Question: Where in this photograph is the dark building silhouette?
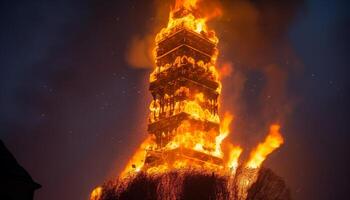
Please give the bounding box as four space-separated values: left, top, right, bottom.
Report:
0 140 41 200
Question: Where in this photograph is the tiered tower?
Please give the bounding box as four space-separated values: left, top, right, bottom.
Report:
144 7 223 169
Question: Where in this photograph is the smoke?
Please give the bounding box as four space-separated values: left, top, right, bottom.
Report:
125 0 170 69
215 0 305 145
125 35 155 68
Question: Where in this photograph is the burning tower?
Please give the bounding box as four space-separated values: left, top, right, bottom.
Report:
118 0 284 181
144 4 224 169
90 1 289 199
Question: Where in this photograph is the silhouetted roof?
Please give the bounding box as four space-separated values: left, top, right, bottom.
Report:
0 140 41 190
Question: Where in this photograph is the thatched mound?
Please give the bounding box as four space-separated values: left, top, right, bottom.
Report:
247 168 290 200
98 168 290 200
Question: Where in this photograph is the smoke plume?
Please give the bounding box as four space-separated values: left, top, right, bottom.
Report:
214 0 305 148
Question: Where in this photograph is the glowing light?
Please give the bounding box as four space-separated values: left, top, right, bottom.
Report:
90 187 102 200
227 146 242 172
120 136 155 178
246 125 284 169
214 113 233 157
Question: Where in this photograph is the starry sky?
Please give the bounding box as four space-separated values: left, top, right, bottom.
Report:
0 0 349 200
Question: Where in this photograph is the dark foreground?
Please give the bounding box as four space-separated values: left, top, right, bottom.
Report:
98 168 290 200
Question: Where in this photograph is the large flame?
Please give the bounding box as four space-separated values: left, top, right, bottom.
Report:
246 125 284 169
174 0 199 10
90 187 102 200
156 0 218 44
227 145 242 171
149 91 219 124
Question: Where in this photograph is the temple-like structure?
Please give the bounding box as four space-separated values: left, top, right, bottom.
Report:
144 8 223 169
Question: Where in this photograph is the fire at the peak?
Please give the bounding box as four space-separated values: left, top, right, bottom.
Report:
91 0 285 199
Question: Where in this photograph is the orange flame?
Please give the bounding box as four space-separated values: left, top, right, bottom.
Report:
246 125 284 169
227 145 242 171
90 187 102 200
120 136 155 178
174 0 199 10
155 0 218 44
214 113 233 157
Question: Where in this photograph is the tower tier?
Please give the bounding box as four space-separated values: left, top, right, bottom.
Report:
150 63 219 92
148 112 219 148
156 28 216 59
144 147 224 169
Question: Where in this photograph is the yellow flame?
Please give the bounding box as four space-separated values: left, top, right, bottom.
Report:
149 56 219 84
213 113 233 157
227 146 242 172
246 125 284 169
90 187 102 200
165 120 216 156
174 0 199 10
155 0 218 44
149 90 219 124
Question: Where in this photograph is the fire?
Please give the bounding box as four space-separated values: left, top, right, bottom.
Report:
149 87 219 124
227 145 242 171
156 0 218 44
214 112 233 157
174 0 198 10
89 1 287 199
90 187 102 200
246 125 284 169
120 136 155 178
122 0 284 175
94 1 286 198
164 120 217 155
182 93 219 123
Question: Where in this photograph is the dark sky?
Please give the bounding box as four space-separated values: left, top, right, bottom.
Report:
0 0 349 200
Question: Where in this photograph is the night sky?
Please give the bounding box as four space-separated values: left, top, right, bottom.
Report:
1 0 349 200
